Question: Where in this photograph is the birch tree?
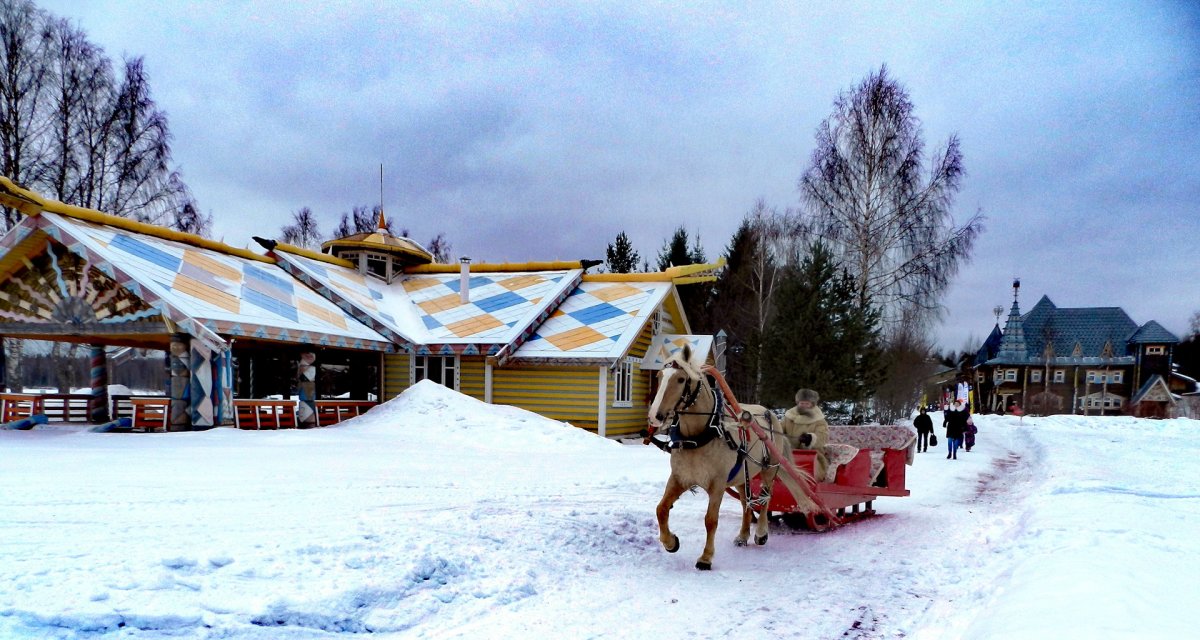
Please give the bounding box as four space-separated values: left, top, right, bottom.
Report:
800 65 983 334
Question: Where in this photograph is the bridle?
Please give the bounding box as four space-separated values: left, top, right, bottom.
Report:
659 364 727 451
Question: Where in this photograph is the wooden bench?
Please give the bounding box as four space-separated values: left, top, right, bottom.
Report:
130 397 170 432
314 400 377 426
234 399 297 430
0 393 44 423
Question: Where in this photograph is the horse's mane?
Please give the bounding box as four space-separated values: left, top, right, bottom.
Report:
665 350 702 381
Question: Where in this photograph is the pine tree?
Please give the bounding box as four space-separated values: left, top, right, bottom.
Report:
656 226 692 271
708 218 764 401
656 226 710 332
759 242 882 410
605 231 640 273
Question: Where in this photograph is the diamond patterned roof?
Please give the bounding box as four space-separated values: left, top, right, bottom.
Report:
513 281 672 360
41 212 392 348
276 251 584 349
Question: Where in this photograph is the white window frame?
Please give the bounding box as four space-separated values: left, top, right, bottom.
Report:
613 357 635 408
1030 370 1043 383
1111 370 1123 384
1004 369 1017 382
1146 345 1165 356
1053 369 1065 383
411 354 460 391
1086 370 1098 384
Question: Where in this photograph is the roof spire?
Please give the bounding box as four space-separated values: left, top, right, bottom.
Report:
377 164 388 233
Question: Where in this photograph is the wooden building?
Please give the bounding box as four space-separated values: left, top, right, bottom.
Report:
972 279 1182 417
0 177 716 435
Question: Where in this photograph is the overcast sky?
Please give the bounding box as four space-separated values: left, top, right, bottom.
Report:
35 0 1200 352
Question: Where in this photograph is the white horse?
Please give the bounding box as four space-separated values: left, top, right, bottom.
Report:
647 345 818 570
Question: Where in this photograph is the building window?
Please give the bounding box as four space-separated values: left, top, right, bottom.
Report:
1053 369 1065 383
1030 370 1042 383
1080 393 1125 410
1111 371 1123 384
1086 370 1098 384
613 357 635 407
1004 369 1017 382
993 369 1002 383
364 251 390 279
977 372 985 383
1146 345 1165 356
412 355 459 391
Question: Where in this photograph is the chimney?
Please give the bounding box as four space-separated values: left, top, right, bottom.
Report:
459 257 471 304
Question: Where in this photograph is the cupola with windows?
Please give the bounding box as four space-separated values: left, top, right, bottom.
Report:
320 209 433 281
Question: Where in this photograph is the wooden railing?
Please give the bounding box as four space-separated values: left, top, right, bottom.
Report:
233 399 297 430
38 394 93 422
315 400 377 426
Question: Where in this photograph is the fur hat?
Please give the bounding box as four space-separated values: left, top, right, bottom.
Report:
795 388 819 405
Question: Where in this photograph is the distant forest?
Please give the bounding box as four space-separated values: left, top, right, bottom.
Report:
13 348 164 393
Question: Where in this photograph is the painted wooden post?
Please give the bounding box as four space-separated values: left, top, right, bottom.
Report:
215 348 233 425
597 366 607 438
297 350 317 428
188 340 216 429
168 333 192 431
88 344 109 423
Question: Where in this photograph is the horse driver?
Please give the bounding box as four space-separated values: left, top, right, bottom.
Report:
782 388 830 481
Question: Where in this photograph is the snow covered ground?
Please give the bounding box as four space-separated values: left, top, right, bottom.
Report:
1 380 1197 639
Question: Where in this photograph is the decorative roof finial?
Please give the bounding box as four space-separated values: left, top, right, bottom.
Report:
377 163 388 234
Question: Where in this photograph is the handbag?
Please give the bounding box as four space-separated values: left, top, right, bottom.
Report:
929 434 938 446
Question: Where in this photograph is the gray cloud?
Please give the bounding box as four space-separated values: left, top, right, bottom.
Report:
34 0 1200 348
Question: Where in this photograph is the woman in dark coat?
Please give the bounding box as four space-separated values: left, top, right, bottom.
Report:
943 400 968 459
913 407 933 452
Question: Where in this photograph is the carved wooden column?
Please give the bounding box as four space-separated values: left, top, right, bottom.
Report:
88 344 109 423
297 350 317 428
168 333 192 431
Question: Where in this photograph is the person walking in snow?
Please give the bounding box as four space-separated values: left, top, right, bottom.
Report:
964 414 977 452
782 388 830 480
914 406 933 453
943 400 968 459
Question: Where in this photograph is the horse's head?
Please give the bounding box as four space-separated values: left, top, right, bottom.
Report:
647 345 703 428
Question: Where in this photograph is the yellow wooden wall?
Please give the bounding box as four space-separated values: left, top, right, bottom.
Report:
492 364 600 431
382 353 486 401
383 353 409 400
458 357 486 401
603 318 656 437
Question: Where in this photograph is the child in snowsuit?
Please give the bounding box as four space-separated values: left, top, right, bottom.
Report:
964 415 977 452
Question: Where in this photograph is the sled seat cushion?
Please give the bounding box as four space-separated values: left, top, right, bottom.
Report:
822 443 859 483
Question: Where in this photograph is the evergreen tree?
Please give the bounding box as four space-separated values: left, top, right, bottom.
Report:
759 242 882 410
605 231 640 273
708 218 764 401
656 226 710 332
656 226 692 271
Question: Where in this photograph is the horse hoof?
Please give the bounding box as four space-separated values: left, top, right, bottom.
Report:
695 561 712 571
665 535 680 553
735 538 748 547
755 533 768 546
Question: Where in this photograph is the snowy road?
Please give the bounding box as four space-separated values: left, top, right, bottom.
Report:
1 383 1196 639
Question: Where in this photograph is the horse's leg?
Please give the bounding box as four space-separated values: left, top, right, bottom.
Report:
696 483 724 570
656 476 686 553
734 482 752 547
753 468 775 545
